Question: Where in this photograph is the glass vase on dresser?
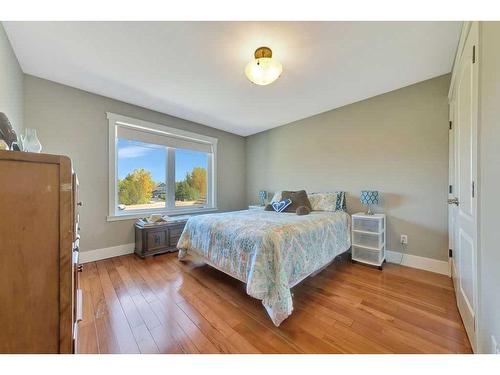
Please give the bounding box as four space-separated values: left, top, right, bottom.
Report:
21 128 42 153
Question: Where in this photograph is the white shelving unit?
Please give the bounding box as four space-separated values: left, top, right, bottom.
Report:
351 213 386 269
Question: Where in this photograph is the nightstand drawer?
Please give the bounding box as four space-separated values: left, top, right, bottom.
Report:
353 230 384 249
352 245 383 266
352 217 383 233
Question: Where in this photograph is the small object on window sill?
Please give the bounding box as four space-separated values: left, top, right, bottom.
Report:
136 214 180 227
0 139 8 150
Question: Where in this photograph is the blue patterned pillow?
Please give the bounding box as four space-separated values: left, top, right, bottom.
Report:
271 199 292 213
335 191 346 211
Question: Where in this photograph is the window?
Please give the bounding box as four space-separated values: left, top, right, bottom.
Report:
175 148 209 208
108 113 217 220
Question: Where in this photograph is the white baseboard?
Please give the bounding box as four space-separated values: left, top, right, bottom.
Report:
79 243 135 263
79 243 450 277
386 250 451 276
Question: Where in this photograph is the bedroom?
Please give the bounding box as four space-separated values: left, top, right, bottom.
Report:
1 0 499 371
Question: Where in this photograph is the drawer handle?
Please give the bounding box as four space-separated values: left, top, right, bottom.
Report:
154 234 161 245
76 289 83 322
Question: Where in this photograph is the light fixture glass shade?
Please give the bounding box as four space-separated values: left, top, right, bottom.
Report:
245 57 283 86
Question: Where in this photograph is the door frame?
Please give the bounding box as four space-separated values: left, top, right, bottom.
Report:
448 100 456 279
448 21 480 353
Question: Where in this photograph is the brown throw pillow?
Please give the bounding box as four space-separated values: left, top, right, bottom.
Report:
264 204 274 211
281 190 312 213
296 206 310 216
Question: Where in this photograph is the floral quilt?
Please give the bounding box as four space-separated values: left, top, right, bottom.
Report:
177 209 351 326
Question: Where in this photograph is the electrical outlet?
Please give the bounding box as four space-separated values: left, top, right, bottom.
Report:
400 234 408 244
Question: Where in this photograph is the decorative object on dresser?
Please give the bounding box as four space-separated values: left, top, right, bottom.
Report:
0 150 81 353
351 213 386 269
20 128 42 153
0 112 18 149
360 190 379 215
134 218 188 258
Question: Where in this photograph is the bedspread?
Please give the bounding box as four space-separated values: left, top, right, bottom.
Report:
177 209 351 326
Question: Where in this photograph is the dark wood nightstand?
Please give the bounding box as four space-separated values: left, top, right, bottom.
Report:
134 219 188 258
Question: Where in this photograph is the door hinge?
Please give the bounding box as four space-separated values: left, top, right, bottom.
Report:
449 249 453 258
472 181 475 198
449 185 453 194
449 121 453 130
473 45 476 63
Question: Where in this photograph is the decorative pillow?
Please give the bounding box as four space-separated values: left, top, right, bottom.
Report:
270 191 282 203
271 199 292 213
307 191 347 211
281 190 312 213
264 203 274 211
336 191 347 211
307 192 338 211
296 206 310 216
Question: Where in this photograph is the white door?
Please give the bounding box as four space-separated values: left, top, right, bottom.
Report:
450 22 478 352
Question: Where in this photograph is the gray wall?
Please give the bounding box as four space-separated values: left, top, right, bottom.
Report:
24 75 247 252
0 24 23 134
246 74 450 261
478 22 500 354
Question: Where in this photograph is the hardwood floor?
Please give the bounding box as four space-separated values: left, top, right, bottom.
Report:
78 252 472 354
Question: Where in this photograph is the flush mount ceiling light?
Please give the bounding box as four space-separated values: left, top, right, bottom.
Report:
245 46 283 86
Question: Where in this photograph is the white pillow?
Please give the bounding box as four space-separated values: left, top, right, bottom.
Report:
270 191 282 203
307 192 338 211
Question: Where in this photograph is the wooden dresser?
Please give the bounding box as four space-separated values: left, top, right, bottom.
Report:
0 150 81 353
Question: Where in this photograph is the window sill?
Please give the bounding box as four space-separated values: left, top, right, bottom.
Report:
106 207 218 222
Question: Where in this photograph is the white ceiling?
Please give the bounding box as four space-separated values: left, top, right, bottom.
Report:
3 21 461 136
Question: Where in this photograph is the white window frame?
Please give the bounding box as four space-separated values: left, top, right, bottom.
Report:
107 112 218 221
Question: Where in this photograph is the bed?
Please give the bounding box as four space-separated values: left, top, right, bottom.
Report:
177 209 351 326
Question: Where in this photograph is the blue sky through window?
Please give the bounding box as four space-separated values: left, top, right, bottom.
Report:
175 148 208 182
117 139 207 183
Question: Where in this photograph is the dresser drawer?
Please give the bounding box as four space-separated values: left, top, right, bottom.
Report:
146 230 167 251
168 233 181 248
169 226 184 238
168 225 184 247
